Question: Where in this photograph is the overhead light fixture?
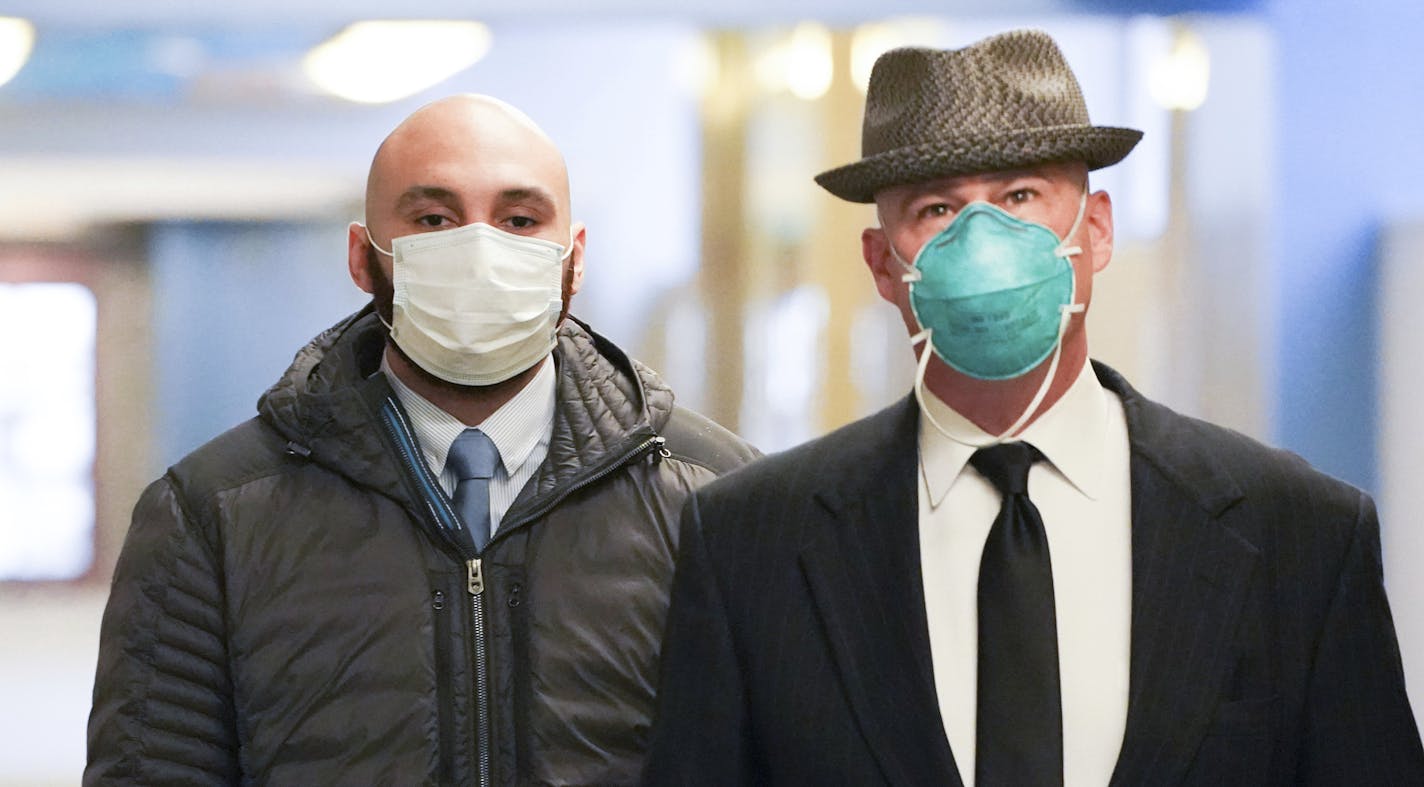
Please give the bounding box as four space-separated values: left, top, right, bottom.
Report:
0 17 36 89
673 34 718 99
784 22 833 101
754 22 833 101
1149 28 1210 111
304 20 492 104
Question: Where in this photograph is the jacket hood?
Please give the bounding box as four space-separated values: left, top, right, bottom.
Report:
256 306 675 502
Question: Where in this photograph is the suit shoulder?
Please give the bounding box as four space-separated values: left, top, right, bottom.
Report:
1101 362 1365 507
697 399 912 505
1128 395 1370 533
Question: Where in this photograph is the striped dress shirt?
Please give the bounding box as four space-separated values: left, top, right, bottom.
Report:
381 354 556 534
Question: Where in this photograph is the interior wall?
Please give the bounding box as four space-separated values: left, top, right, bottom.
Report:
148 220 367 470
0 234 152 785
1266 0 1424 494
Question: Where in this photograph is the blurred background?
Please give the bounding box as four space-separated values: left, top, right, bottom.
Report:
2 0 1424 782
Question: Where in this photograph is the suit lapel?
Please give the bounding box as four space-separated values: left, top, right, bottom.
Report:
798 398 963 787
1096 365 1262 785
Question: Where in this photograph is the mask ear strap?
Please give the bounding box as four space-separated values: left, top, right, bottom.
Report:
910 328 957 442
558 226 577 262
365 225 395 258
1055 189 1089 259
877 208 922 283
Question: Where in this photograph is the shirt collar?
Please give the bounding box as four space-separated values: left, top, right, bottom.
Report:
381 354 557 478
918 360 1109 508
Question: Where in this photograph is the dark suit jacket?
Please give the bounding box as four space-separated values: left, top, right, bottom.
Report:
644 363 1424 785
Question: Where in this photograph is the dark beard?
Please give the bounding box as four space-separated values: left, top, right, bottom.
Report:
365 245 395 326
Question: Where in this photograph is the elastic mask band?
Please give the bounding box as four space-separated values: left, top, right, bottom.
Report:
877 212 922 285
912 300 1082 447
366 225 394 257
1054 189 1089 259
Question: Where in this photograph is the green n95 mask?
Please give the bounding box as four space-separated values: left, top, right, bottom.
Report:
886 192 1088 442
897 199 1083 380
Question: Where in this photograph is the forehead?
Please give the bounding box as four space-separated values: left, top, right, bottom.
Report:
882 162 1083 202
369 112 568 213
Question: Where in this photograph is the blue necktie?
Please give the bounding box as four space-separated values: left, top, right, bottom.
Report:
972 441 1063 786
447 429 500 551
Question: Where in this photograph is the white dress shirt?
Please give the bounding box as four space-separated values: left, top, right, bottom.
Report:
917 360 1132 786
382 355 556 533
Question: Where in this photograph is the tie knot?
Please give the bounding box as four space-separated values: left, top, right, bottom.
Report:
447 429 500 481
970 442 1042 496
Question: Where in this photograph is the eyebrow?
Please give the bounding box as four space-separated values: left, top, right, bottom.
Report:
496 187 558 213
394 185 559 214
395 186 460 212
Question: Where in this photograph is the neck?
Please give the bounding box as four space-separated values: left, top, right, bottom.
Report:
922 337 1088 437
385 344 546 427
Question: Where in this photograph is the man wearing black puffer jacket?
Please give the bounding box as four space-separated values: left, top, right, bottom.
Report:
85 94 758 786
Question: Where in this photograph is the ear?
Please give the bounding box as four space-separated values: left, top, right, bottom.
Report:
348 221 375 293
1084 190 1114 274
862 225 903 305
566 221 587 296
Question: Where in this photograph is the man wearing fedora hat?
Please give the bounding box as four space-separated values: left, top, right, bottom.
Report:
644 29 1423 786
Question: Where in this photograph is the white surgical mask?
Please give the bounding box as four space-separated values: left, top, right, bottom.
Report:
368 222 574 386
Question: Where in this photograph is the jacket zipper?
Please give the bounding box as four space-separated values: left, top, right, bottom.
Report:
468 559 490 787
496 434 667 533
461 434 663 787
380 400 490 787
382 399 665 787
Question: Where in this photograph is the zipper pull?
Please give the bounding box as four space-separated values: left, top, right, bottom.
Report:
467 558 484 595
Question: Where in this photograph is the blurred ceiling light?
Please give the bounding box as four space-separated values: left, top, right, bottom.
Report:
0 17 36 89
753 38 788 94
784 22 833 101
755 22 832 101
851 17 949 93
1148 28 1210 111
674 34 718 99
304 20 491 104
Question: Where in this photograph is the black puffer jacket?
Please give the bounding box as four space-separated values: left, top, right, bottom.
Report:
85 308 758 786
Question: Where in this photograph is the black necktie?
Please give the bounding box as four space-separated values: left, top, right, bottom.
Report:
971 442 1063 786
448 429 500 551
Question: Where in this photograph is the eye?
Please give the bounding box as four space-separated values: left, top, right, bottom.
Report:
917 203 951 220
1005 188 1036 205
506 215 537 230
417 214 454 228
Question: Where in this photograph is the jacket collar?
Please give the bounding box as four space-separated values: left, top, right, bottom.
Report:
256 308 674 534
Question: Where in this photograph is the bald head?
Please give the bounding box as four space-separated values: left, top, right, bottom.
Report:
365 94 569 220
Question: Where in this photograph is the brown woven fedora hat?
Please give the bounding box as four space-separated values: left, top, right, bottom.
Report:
815 29 1143 203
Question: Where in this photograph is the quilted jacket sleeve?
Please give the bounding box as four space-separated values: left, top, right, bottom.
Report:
85 476 240 785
